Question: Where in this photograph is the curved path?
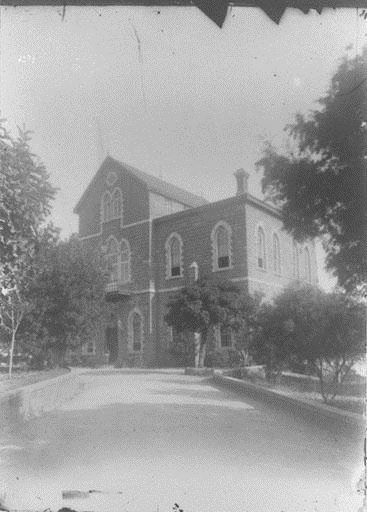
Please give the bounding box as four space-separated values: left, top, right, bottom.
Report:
1 370 363 512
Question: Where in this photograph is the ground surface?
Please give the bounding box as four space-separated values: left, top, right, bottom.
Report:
0 368 69 394
0 370 364 512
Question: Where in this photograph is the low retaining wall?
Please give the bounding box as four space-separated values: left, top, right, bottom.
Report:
234 366 365 397
185 367 215 376
212 374 364 435
0 370 83 424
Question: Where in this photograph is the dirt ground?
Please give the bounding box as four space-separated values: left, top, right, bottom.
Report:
1 370 364 512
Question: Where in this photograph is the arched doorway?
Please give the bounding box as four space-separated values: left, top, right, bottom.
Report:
105 320 118 364
128 308 144 354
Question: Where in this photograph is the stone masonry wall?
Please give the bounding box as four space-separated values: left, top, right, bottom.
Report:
76 164 320 367
152 196 249 365
77 157 150 238
245 200 318 301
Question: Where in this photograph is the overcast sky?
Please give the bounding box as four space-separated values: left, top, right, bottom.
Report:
1 6 365 290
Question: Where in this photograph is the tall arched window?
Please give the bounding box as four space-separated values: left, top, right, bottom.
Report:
292 241 300 279
304 247 312 282
112 188 122 219
211 222 232 271
128 309 143 352
105 237 119 282
102 192 112 222
166 233 183 278
120 239 131 283
257 226 266 269
273 233 281 274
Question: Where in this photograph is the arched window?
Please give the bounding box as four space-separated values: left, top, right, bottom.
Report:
212 222 232 271
166 233 183 278
292 241 299 279
120 239 131 284
257 226 266 269
304 247 312 282
105 237 119 282
219 326 233 348
273 233 281 274
112 188 122 219
128 309 143 352
102 192 112 222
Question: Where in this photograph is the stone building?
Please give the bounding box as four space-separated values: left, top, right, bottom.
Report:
74 156 318 367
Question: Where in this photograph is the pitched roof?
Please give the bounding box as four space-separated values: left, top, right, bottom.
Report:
74 156 208 213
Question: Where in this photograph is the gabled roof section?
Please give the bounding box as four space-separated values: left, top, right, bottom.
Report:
246 193 282 218
120 159 208 208
74 156 208 213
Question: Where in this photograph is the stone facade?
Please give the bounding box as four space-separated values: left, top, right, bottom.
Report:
73 156 318 367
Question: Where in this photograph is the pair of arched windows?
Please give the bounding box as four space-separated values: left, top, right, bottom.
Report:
102 189 122 223
104 236 131 284
165 222 233 279
259 228 311 281
257 227 281 275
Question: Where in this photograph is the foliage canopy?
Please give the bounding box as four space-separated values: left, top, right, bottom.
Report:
251 283 365 402
0 123 56 374
22 235 107 365
165 276 260 367
256 47 367 293
0 123 56 288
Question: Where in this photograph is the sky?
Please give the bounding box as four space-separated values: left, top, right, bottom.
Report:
1 6 366 290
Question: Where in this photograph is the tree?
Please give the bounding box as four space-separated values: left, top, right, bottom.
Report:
252 283 365 402
0 123 56 375
288 288 365 403
164 276 259 368
250 302 294 383
0 123 56 284
256 47 367 294
0 288 27 378
23 235 107 366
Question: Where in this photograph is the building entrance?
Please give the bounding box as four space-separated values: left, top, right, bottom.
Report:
105 325 118 364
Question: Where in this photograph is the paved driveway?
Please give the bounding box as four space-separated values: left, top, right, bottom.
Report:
0 370 363 512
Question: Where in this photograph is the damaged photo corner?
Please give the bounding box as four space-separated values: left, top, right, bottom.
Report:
0 2 366 511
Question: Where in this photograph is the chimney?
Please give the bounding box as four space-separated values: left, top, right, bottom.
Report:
234 168 249 195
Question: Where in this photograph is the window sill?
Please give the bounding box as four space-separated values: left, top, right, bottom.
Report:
165 275 183 280
256 266 267 273
212 266 233 273
101 217 123 224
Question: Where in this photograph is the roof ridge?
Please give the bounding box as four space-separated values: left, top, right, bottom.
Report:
110 156 208 206
74 155 207 213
